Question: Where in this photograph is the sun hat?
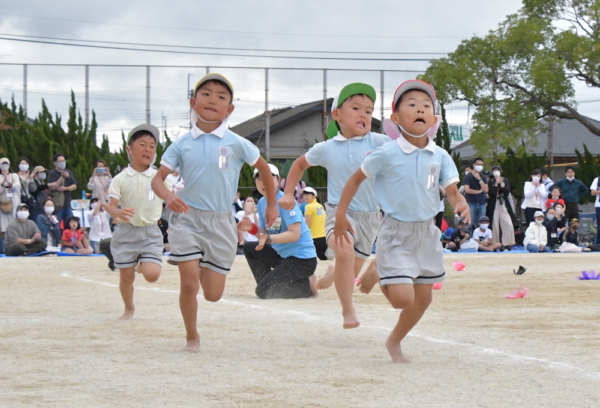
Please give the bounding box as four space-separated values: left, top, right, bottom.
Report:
253 163 280 178
534 210 544 218
127 124 160 144
303 187 317 195
326 83 376 138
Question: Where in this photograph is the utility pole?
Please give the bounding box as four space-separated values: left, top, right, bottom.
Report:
265 68 270 161
548 116 554 167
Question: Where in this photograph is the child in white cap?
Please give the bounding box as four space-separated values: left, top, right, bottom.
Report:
334 79 469 363
279 82 388 329
151 73 278 352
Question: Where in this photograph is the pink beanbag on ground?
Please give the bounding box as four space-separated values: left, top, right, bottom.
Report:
452 261 466 271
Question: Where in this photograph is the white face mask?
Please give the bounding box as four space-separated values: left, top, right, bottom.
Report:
44 206 54 215
39 173 47 180
547 214 555 221
0 164 9 172
492 171 501 177
17 210 29 220
556 208 563 215
479 223 489 230
465 171 470 175
19 164 29 172
532 176 540 182
474 165 484 173
90 203 97 210
56 162 66 170
535 219 544 225
567 176 574 181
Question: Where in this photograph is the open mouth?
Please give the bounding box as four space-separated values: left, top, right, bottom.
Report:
356 121 366 128
414 118 426 124
142 155 151 160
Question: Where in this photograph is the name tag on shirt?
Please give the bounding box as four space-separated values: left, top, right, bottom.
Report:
218 146 231 169
427 166 440 190
551 233 557 238
147 185 156 202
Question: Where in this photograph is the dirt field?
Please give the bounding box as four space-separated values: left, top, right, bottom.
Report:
1 253 600 407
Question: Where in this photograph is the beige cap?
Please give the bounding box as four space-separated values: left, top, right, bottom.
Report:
0 157 10 165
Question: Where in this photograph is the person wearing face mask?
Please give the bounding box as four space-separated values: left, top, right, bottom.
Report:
30 166 49 222
553 166 588 224
17 157 37 209
458 165 472 197
473 215 502 252
36 198 62 247
4 203 47 256
462 158 488 235
87 159 112 204
87 197 113 253
524 211 551 253
590 174 600 246
0 157 21 250
539 168 554 193
543 206 566 249
521 169 547 226
486 165 517 250
47 153 78 225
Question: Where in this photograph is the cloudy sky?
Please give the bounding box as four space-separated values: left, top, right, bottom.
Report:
0 0 598 149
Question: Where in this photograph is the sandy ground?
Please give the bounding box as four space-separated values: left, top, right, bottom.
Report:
1 253 600 407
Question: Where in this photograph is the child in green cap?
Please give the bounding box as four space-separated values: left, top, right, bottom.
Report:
279 83 389 329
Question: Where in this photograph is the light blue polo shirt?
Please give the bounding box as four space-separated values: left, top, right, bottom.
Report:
361 136 459 222
161 121 260 211
257 191 316 259
305 132 390 212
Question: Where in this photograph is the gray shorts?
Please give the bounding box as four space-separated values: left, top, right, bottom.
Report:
111 223 164 269
168 208 237 275
325 203 380 260
376 216 446 285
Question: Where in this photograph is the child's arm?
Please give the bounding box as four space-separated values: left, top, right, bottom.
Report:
237 218 301 250
151 166 189 213
279 155 310 210
445 183 471 225
102 198 135 224
333 168 367 246
253 157 278 228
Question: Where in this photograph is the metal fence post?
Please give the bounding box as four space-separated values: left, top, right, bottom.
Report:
265 68 270 161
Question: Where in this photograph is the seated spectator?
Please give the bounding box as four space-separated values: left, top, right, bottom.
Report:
545 186 565 209
524 210 551 253
544 206 567 248
557 218 592 252
239 164 317 299
61 216 94 254
554 202 566 226
4 203 47 256
441 227 454 247
473 215 502 252
36 198 61 247
87 197 112 253
302 186 327 261
447 219 478 252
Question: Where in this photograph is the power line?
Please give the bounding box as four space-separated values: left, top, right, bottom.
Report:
0 13 466 40
0 33 449 56
0 36 433 62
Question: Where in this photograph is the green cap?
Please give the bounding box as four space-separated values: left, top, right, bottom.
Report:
326 83 376 138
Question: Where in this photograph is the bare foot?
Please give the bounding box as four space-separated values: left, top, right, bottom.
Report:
386 336 411 363
342 310 360 329
309 274 319 297
182 337 200 353
118 306 135 320
316 264 335 290
356 266 379 294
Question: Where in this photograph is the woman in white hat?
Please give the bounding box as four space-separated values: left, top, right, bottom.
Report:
0 157 21 245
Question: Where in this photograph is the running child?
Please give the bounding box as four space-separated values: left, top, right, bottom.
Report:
334 80 469 363
103 124 170 319
279 83 389 329
151 73 278 352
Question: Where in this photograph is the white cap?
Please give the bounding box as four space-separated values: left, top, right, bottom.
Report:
190 73 234 125
534 210 544 218
303 187 317 195
392 79 438 112
127 124 160 144
253 163 280 178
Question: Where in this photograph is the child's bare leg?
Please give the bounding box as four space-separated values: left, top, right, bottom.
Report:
316 262 335 289
63 248 75 254
309 274 318 297
328 235 359 329
356 258 379 294
138 262 161 283
118 267 136 319
179 260 202 352
199 267 226 302
383 283 433 363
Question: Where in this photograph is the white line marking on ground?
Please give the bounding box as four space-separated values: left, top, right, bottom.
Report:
61 272 600 380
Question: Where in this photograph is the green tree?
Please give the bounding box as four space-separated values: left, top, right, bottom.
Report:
422 0 600 157
496 148 548 201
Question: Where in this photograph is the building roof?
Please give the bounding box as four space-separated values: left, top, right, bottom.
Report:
231 98 381 140
453 116 600 159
